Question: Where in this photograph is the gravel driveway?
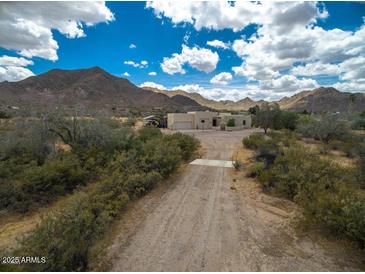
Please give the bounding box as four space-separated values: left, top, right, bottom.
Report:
109 129 363 271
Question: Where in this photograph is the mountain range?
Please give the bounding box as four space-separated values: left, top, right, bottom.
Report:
145 86 365 113
0 67 364 115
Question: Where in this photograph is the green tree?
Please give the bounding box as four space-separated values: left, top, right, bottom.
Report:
248 105 260 115
253 103 281 134
276 111 299 130
226 118 235 127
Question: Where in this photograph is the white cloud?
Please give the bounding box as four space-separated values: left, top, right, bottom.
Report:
122 72 130 77
260 75 319 93
148 71 157 76
124 60 148 68
291 62 340 76
0 2 114 61
0 66 34 82
0 55 34 82
0 56 34 67
333 81 365 93
146 2 325 32
207 40 229 50
161 53 186 75
139 81 166 90
161 45 219 74
210 72 232 85
339 56 365 81
172 84 269 101
129 43 136 49
150 1 365 93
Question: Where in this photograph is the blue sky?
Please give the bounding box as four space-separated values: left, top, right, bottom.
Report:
0 1 364 101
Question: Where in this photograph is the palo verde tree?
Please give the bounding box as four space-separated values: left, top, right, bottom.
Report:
253 102 281 134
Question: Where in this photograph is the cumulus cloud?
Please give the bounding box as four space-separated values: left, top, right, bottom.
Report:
260 75 319 93
0 56 34 67
0 2 114 61
206 40 229 50
124 60 148 68
339 56 365 81
172 84 240 101
146 1 326 32
333 81 365 93
0 55 34 82
291 62 340 76
147 1 365 94
122 72 130 77
161 45 219 74
139 81 166 90
129 43 137 49
210 72 232 85
148 71 157 76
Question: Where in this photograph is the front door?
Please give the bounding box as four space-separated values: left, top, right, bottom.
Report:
212 118 217 127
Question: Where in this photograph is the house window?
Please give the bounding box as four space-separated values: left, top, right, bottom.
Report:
243 120 246 126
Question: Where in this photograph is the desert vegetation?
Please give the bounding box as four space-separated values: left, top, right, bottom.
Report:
243 108 365 249
0 112 200 271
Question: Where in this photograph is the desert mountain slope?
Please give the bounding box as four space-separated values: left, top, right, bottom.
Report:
146 86 365 113
1 68 364 114
144 87 266 111
280 87 365 113
0 67 206 114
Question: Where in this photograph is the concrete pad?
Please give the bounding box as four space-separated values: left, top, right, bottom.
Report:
190 159 234 168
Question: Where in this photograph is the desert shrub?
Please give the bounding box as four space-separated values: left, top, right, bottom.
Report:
0 154 87 212
233 159 242 170
339 134 365 158
4 126 200 271
243 133 281 166
352 118 365 130
140 139 182 177
358 149 365 189
246 161 265 178
297 114 350 144
267 130 298 147
0 119 54 165
227 118 235 127
138 126 162 142
163 132 200 161
262 146 351 200
242 133 266 150
257 144 365 246
17 189 130 271
0 110 11 119
75 120 135 154
303 183 365 244
0 158 38 180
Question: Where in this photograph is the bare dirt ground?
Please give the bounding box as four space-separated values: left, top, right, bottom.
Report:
106 129 364 271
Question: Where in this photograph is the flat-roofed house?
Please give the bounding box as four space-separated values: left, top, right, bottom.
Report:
167 111 251 130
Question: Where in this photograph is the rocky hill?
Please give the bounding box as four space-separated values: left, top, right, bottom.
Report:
279 87 365 113
147 86 365 113
0 67 206 115
146 87 266 111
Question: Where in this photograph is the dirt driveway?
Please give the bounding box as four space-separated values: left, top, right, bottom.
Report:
109 130 363 271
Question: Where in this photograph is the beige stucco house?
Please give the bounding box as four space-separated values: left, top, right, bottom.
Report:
167 111 251 130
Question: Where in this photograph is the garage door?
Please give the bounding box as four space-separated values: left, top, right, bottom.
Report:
174 121 193 130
